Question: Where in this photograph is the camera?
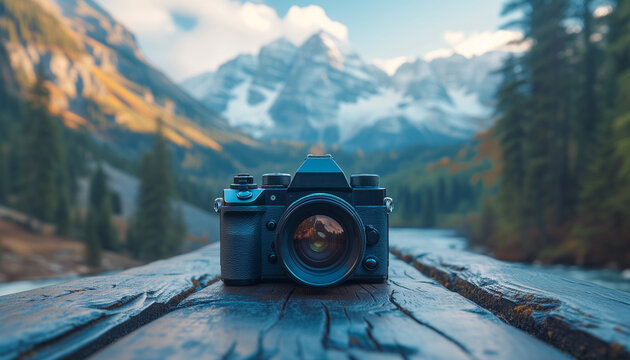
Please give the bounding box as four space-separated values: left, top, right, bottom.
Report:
214 154 393 287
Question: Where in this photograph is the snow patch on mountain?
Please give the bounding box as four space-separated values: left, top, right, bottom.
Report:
223 80 278 138
337 88 406 141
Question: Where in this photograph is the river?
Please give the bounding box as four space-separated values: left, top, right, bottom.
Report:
0 228 628 296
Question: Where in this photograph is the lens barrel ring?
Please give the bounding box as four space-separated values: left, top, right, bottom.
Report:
275 193 366 287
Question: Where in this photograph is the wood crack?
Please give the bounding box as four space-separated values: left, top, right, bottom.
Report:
359 284 378 303
254 286 296 359
220 340 237 360
388 289 473 358
363 317 382 352
19 275 220 360
321 303 331 350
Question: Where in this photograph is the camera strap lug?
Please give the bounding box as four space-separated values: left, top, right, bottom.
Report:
384 197 394 214
214 198 223 213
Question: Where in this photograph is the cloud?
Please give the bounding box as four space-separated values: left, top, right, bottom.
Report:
282 6 348 44
373 30 527 75
96 0 348 81
443 31 465 45
423 49 455 61
370 56 414 75
423 30 527 61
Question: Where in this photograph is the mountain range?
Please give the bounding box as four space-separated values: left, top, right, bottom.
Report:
182 32 505 150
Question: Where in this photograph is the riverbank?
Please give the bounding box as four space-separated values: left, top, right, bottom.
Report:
397 228 630 293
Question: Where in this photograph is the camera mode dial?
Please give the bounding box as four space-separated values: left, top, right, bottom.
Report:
262 173 291 188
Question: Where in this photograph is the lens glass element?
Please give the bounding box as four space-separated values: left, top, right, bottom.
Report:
293 215 345 268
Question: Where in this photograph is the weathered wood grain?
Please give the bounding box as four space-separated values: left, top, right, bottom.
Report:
0 244 221 360
391 237 630 360
91 256 568 360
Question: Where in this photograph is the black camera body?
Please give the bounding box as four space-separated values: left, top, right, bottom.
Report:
214 154 392 287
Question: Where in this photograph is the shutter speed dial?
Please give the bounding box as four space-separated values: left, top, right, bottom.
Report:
231 173 257 200
350 174 380 188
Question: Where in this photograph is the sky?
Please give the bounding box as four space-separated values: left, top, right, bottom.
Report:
95 0 522 81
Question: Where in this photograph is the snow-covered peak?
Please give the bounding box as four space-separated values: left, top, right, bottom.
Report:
255 38 297 90
260 38 297 58
297 31 357 71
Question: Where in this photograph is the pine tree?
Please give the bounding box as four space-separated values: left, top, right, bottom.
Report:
89 164 107 209
421 189 436 228
607 0 630 265
437 176 446 211
573 120 620 264
575 0 602 179
491 0 630 265
499 0 575 249
0 72 12 205
494 55 528 244
125 221 140 258
88 164 119 251
569 0 630 266
448 177 460 212
129 119 185 260
54 140 71 235
0 146 8 205
110 191 122 215
16 70 62 223
97 196 119 251
610 0 630 188
54 187 71 236
84 209 101 267
531 0 574 232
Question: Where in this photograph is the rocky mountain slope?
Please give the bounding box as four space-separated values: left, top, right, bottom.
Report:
182 32 505 150
0 0 252 153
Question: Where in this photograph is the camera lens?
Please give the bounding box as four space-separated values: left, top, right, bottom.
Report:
275 193 365 287
294 215 345 268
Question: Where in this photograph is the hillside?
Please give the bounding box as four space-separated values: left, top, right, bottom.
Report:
0 0 254 157
0 217 141 281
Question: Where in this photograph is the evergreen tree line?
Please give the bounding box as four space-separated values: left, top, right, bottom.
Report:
390 171 484 228
484 0 630 267
125 120 186 261
0 72 80 236
0 62 186 266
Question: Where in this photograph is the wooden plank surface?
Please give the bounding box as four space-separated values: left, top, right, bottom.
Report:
0 245 221 360
4 232 624 360
91 256 568 360
391 236 630 360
